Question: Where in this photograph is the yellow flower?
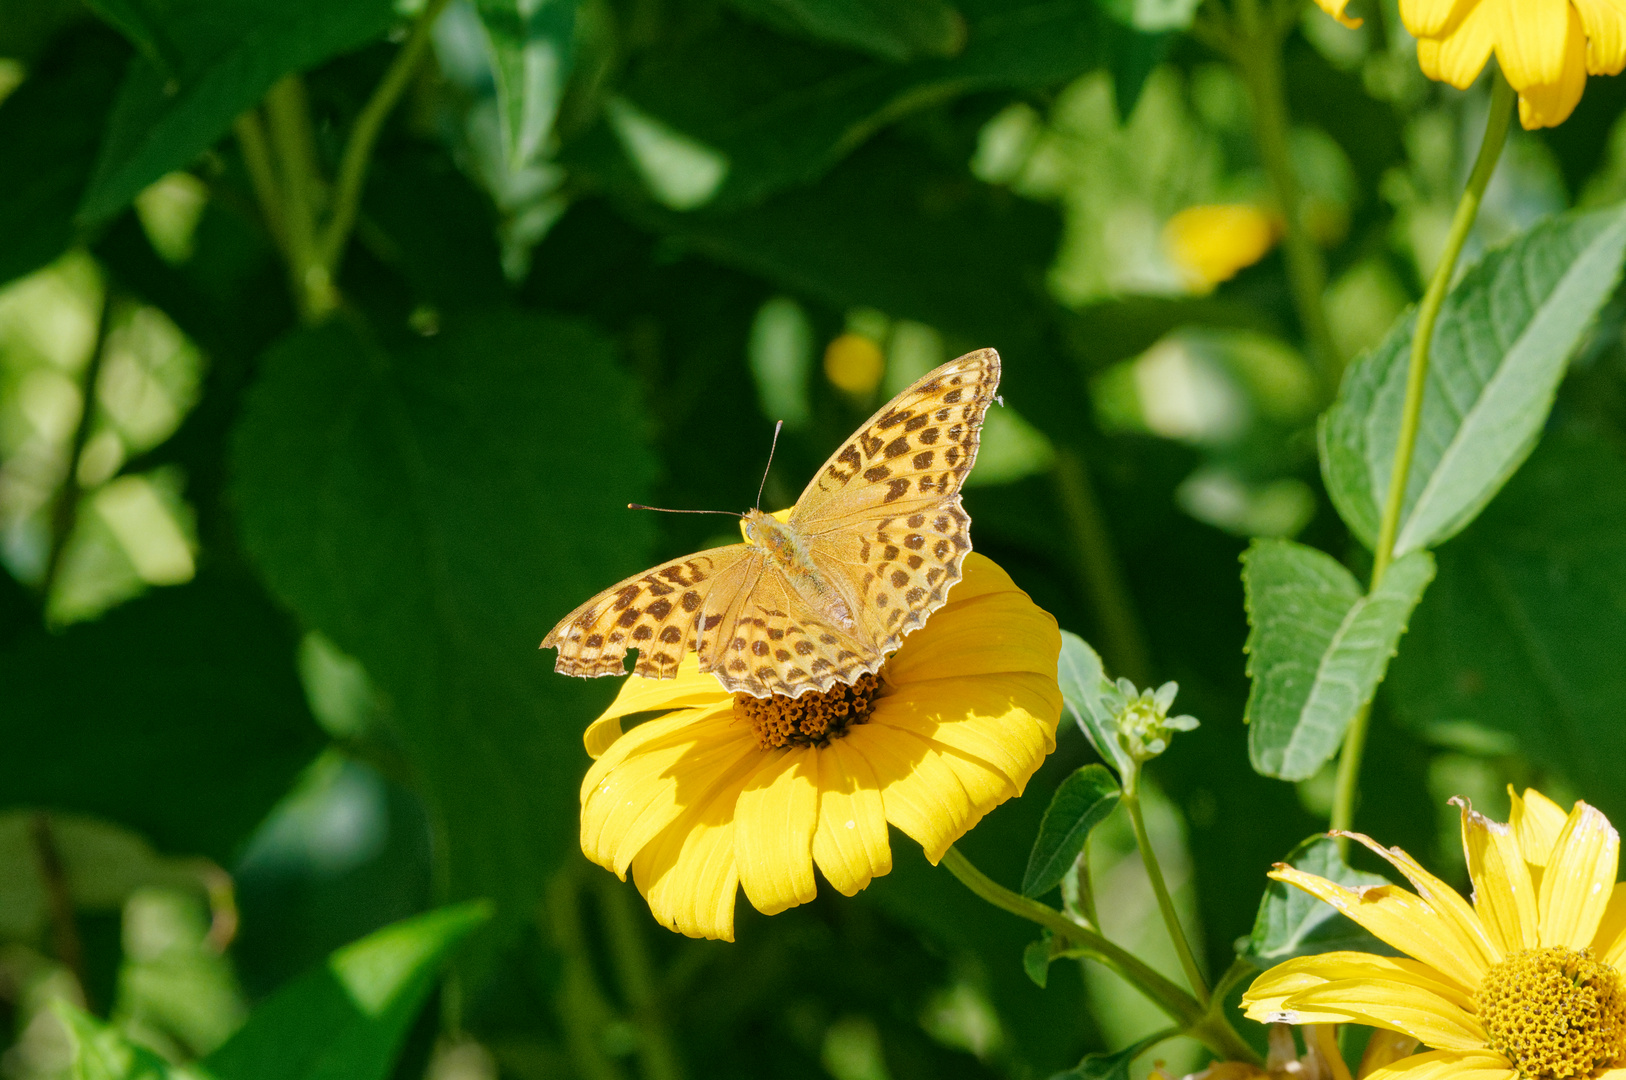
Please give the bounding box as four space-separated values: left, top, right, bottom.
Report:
578 553 1062 940
1243 788 1626 1080
824 332 886 395
1163 205 1281 293
1312 0 1626 128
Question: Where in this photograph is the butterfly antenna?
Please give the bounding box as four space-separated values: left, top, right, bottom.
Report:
627 504 743 517
755 420 783 510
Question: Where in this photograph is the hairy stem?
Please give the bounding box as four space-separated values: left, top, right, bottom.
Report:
1328 72 1515 836
1122 790 1209 1007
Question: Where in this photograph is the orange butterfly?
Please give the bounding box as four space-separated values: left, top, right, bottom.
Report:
542 348 1002 698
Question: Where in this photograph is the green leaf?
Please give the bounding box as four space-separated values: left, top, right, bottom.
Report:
1021 764 1120 898
727 0 967 62
205 902 490 1080
1239 834 1391 964
1321 204 1626 556
1022 933 1053 988
474 0 577 171
57 1003 199 1080
1048 1033 1166 1080
1388 427 1626 819
0 28 129 287
1243 540 1435 781
82 0 185 75
1057 631 1131 775
0 574 324 862
78 0 399 224
229 309 656 985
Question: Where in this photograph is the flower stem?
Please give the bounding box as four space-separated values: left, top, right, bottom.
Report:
1327 71 1515 836
1121 789 1210 1007
263 74 336 322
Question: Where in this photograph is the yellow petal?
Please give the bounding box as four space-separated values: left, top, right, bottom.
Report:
1341 831 1498 975
811 739 893 896
1243 951 1478 1021
844 722 976 863
883 588 1061 685
1278 979 1487 1051
943 553 1024 604
1496 0 1575 85
1364 1050 1514 1080
629 766 750 941
733 748 820 915
1457 798 1537 955
580 707 755 874
1592 881 1626 966
1537 799 1620 948
870 671 1059 792
1267 867 1484 991
584 652 730 757
1417 0 1498 86
1312 0 1365 27
1515 5 1590 128
1574 0 1626 72
1511 786 1570 867
1360 1030 1422 1077
1163 205 1281 290
1400 0 1479 39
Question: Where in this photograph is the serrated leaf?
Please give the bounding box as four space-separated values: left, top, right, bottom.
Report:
229 309 655 987
474 0 576 171
1240 835 1391 963
205 902 489 1080
1321 204 1626 556
1243 540 1435 781
78 0 399 224
728 0 966 62
1022 764 1120 898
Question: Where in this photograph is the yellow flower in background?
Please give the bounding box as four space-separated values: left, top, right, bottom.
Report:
1312 0 1626 129
824 332 885 395
578 553 1062 940
1244 788 1626 1080
1163 205 1281 293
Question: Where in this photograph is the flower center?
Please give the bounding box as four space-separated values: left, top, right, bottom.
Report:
1476 947 1626 1080
734 673 881 750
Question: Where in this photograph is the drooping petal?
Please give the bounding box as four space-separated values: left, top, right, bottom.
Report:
1340 831 1499 976
1400 0 1479 39
584 653 732 757
845 723 977 862
1243 952 1478 1021
1574 0 1626 73
1537 798 1620 948
1311 0 1365 27
733 748 820 915
1360 1030 1423 1076
1277 979 1486 1051
883 588 1061 685
1416 0 1498 86
1515 6 1590 129
811 739 893 896
1496 0 1575 86
1267 867 1485 991
580 706 755 875
629 758 756 941
1364 1050 1515 1080
1592 882 1626 965
869 671 1059 792
1458 799 1538 955
1511 786 1570 868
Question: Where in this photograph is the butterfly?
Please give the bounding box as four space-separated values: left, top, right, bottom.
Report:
542 348 1002 699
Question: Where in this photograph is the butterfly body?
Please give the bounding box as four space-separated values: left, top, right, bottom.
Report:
543 348 1002 698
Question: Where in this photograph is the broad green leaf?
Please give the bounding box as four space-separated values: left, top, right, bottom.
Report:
78 0 399 224
1243 540 1435 781
1239 835 1391 963
1321 204 1626 556
0 28 128 287
728 0 966 61
1389 428 1626 820
229 309 655 986
0 574 324 862
1022 933 1054 988
57 1003 202 1080
1057 631 1132 775
474 0 577 171
1022 764 1120 898
82 0 184 74
205 902 490 1080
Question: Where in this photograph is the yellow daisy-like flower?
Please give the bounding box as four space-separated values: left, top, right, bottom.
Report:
578 552 1062 940
1163 204 1282 292
1243 788 1626 1080
1313 0 1626 128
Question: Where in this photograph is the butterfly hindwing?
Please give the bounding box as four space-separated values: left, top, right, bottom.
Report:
705 566 879 697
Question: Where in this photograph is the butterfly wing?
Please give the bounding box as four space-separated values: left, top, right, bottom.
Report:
789 348 1000 657
542 545 761 680
701 561 879 697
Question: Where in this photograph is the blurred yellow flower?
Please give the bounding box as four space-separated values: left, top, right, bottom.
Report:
1312 0 1626 128
1164 205 1281 293
824 332 885 395
1243 788 1626 1080
578 553 1062 940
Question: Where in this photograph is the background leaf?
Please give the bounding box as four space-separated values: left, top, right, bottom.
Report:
1239 834 1391 964
473 0 577 171
1243 540 1435 781
1022 763 1121 898
727 0 967 61
1321 205 1626 555
58 1004 194 1080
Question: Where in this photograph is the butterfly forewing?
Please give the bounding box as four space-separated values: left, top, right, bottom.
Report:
703 565 879 697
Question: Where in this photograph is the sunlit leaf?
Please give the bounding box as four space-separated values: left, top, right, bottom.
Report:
1239 834 1391 963
1022 764 1119 899
57 1004 200 1080
473 0 576 171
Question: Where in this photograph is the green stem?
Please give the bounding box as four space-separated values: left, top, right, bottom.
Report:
544 868 630 1080
595 876 687 1080
1327 72 1515 836
319 0 451 269
1121 790 1209 1007
263 75 336 322
233 108 287 257
1053 448 1152 686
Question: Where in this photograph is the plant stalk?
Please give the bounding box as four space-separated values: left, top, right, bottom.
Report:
1328 71 1515 836
596 875 687 1080
1122 790 1210 1007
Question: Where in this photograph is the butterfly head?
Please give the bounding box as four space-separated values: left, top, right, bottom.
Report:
741 507 787 550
